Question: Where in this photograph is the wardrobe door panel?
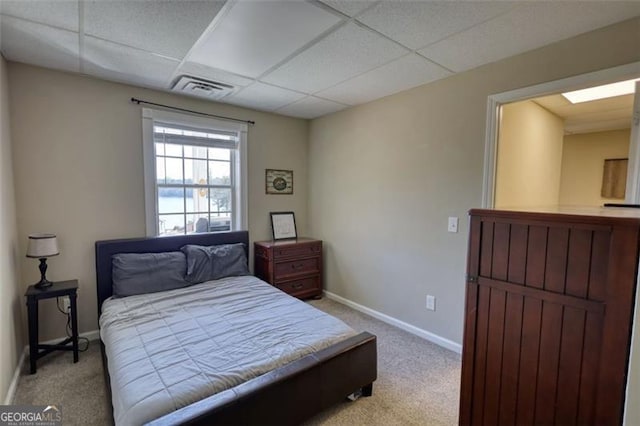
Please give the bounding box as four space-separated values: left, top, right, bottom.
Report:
460 209 638 426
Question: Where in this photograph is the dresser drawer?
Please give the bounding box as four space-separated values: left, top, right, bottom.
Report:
254 238 323 300
274 257 320 279
273 242 321 259
275 276 320 296
254 244 271 259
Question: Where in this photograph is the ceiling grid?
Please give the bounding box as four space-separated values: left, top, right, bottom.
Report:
1 0 638 119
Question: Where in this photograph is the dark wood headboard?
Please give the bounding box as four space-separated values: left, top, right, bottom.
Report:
95 231 249 315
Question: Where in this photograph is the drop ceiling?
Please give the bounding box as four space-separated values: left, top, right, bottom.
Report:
534 93 634 135
1 0 639 119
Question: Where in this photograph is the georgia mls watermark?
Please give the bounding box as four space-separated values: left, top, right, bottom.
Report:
0 405 62 426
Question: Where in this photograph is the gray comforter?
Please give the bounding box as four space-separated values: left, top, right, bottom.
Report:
100 275 356 426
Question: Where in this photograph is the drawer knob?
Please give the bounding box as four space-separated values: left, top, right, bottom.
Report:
292 283 304 289
291 263 304 269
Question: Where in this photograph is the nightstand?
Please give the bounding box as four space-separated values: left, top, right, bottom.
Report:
254 238 322 299
25 279 79 374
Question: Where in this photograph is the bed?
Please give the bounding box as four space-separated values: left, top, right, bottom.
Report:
95 231 377 425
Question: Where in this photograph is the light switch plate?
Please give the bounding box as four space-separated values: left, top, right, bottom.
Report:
426 295 436 311
448 216 458 233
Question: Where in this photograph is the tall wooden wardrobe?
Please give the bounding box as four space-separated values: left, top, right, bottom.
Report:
460 208 639 425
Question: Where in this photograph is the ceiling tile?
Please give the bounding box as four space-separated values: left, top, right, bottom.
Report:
319 0 375 17
358 1 515 50
318 53 451 105
83 37 180 89
0 0 78 31
419 2 640 73
532 94 572 116
226 82 305 112
263 22 408 93
565 107 633 125
188 1 341 78
0 16 79 72
534 93 634 121
276 96 347 119
84 1 225 60
565 118 632 135
176 62 254 88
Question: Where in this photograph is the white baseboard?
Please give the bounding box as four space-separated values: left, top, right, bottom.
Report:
323 291 462 354
26 329 100 352
81 329 101 342
3 328 101 405
3 348 27 405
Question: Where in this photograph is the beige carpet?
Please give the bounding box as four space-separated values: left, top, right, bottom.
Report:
13 298 461 425
13 338 109 424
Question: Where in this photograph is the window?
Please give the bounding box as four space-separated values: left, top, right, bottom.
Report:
142 109 247 236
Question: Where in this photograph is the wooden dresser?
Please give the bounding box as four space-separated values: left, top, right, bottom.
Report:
461 208 640 426
254 238 322 299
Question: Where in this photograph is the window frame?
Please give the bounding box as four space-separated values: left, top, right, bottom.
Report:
142 108 248 236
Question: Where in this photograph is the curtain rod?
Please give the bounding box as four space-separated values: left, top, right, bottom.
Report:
130 97 255 126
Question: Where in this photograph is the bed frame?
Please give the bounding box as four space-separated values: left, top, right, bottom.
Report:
95 231 377 425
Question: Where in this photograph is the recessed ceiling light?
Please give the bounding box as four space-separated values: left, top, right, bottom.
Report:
562 78 640 104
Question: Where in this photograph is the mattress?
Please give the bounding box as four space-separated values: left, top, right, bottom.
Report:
99 275 356 426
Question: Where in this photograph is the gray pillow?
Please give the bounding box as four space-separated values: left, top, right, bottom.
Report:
112 251 189 297
181 243 249 284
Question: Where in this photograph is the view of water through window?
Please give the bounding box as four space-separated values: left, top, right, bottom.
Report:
154 128 234 235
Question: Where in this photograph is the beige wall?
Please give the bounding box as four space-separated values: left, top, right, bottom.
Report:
0 55 23 402
309 18 640 349
495 100 565 208
559 129 631 206
4 15 640 424
8 63 309 341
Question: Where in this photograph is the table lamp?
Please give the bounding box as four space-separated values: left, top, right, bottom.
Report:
26 233 59 289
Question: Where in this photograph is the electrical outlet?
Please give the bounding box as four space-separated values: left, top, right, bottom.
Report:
426 295 436 311
62 297 70 313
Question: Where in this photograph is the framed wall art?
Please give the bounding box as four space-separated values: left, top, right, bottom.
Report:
266 169 293 194
602 158 628 199
270 211 297 240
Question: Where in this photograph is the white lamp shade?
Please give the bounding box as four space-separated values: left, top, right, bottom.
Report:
26 233 59 258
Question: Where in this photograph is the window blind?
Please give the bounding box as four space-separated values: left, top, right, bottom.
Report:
153 121 238 149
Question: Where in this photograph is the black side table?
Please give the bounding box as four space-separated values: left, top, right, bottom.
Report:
25 279 79 374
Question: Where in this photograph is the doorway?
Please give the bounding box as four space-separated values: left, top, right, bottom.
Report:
482 61 640 426
481 62 640 208
494 91 634 209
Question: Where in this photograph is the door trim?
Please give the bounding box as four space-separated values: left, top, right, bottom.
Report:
482 60 640 426
482 61 640 208
625 81 640 202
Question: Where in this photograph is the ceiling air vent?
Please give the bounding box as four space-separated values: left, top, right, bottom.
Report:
172 75 235 100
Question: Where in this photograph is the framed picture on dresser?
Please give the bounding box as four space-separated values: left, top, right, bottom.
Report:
270 211 297 240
